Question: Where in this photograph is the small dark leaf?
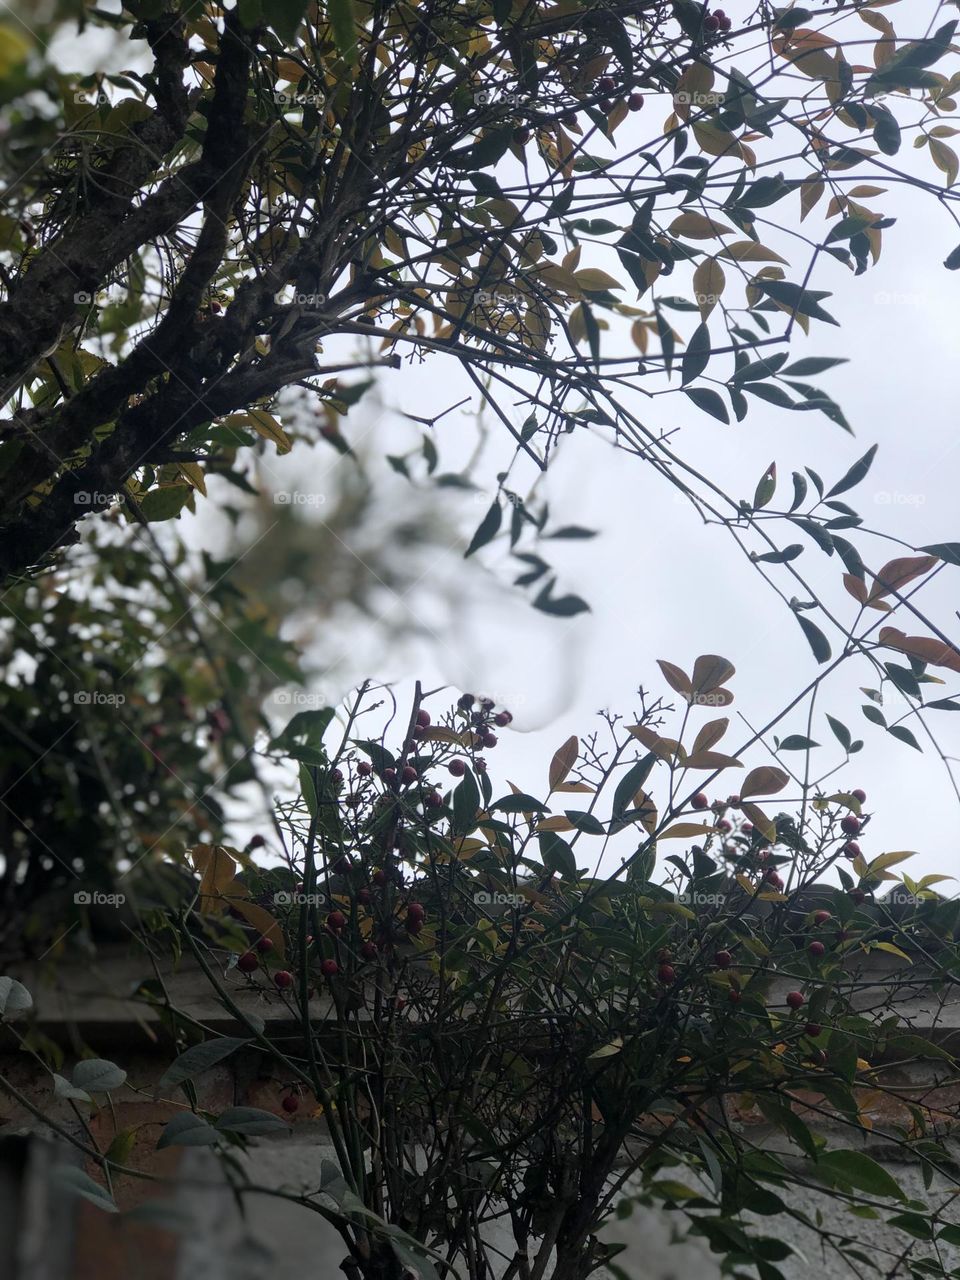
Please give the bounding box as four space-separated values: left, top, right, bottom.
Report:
465 501 502 558
683 387 730 423
796 614 831 663
681 322 711 386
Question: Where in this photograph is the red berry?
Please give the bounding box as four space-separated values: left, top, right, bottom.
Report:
237 951 258 973
360 941 378 961
628 92 644 111
714 950 732 970
851 788 866 804
728 987 742 1004
256 936 274 954
805 1022 823 1038
840 815 860 836
426 790 443 808
813 910 831 925
717 818 731 833
719 16 732 30
406 918 423 935
327 910 347 932
658 964 676 984
475 758 487 773
741 822 753 834
786 991 805 1010
494 711 512 726
320 958 339 977
691 792 709 810
448 758 467 777
458 693 474 710
727 795 741 809
407 902 426 922
842 840 861 859
383 768 397 783
714 6 725 17
704 13 720 32
849 888 866 904
281 1094 299 1114
763 869 783 890
331 768 343 784
356 761 372 777
401 765 418 785
808 940 826 958
416 709 431 728
481 732 498 749
357 888 372 906
562 111 578 127
598 75 616 93
248 834 266 849
598 97 613 113
274 970 294 990
372 869 387 887
345 792 361 808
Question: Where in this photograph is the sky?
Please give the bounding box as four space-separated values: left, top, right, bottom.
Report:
41 3 960 883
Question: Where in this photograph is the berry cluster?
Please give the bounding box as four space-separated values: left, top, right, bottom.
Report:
703 7 732 33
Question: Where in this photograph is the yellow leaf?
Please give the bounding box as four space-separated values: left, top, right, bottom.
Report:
865 850 917 875
741 802 776 843
230 410 292 455
872 942 912 963
538 816 576 832
684 750 743 770
741 766 789 798
668 212 734 240
190 844 238 914
692 121 744 160
799 181 825 221
574 268 623 292
717 241 788 265
929 138 959 187
178 462 207 497
692 717 729 754
225 894 286 957
692 257 726 320
660 822 716 839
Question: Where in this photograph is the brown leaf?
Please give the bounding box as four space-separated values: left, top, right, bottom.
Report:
657 659 692 697
867 555 938 604
549 735 579 790
684 751 743 770
692 717 729 755
633 788 658 834
691 654 736 696
878 628 960 675
191 844 238 914
843 573 868 603
741 766 790 799
538 816 576 832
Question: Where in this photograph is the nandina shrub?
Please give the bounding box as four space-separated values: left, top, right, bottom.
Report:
8 670 955 1280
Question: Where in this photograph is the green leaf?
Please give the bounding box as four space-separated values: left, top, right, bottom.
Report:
683 387 730 423
921 542 960 566
826 715 851 750
826 444 877 498
816 1150 906 1201
465 500 502 557
491 793 547 814
612 754 656 819
0 975 32 1018
755 280 839 325
157 1113 220 1149
324 0 356 62
50 1166 118 1213
888 725 921 751
871 105 901 156
452 770 481 836
944 245 960 271
781 357 848 376
779 735 818 750
565 810 606 834
753 462 776 510
796 614 831 663
216 1106 289 1135
681 322 711 385
157 1038 250 1096
138 485 192 522
72 1059 127 1094
532 579 590 616
754 544 803 564
539 830 578 880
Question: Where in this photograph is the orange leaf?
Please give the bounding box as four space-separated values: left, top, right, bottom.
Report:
878 628 960 675
843 573 868 603
867 555 938 604
657 659 692 697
